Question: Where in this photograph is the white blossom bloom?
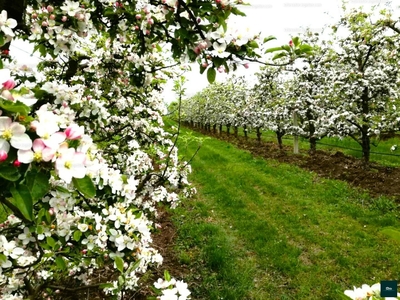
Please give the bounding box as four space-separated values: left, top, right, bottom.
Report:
0 10 17 37
0 117 32 151
55 147 86 183
60 1 81 17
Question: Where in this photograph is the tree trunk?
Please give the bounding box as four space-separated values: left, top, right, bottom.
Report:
361 125 370 165
276 131 284 150
219 124 222 134
233 126 238 137
256 127 262 142
213 124 216 134
243 124 247 139
227 125 230 135
305 108 316 155
309 136 317 155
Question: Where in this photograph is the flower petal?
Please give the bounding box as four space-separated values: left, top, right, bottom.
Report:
10 133 32 150
17 149 34 164
0 138 10 152
0 116 11 131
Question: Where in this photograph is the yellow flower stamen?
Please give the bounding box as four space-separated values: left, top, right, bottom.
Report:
2 129 12 140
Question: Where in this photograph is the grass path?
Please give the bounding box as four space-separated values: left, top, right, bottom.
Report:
171 126 400 300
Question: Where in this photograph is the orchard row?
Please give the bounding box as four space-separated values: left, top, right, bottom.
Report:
180 6 400 164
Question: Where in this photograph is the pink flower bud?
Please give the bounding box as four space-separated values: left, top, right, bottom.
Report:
145 30 150 35
2 79 15 90
75 13 85 21
1 90 14 101
0 150 7 162
50 14 56 20
202 62 208 68
135 14 142 20
289 40 293 47
32 13 38 19
147 18 154 25
81 249 87 254
49 208 55 215
13 160 21 167
61 16 68 22
42 21 48 27
244 63 249 69
47 5 54 13
134 26 139 31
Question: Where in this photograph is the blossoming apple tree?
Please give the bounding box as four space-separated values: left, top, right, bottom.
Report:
326 7 400 164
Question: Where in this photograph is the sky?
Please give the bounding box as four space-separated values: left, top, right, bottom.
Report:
9 0 399 103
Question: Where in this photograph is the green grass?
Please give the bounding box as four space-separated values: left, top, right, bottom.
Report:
209 125 400 166
169 124 400 300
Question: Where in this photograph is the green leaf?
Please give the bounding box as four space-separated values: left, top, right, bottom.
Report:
265 46 284 54
55 186 70 193
115 256 124 273
46 236 56 248
231 7 246 16
263 36 276 43
55 256 66 271
127 259 141 273
0 99 30 115
0 165 20 181
72 176 96 198
10 185 33 221
0 253 7 263
164 270 171 281
99 283 114 289
25 170 50 201
73 230 82 242
199 63 207 75
104 8 114 17
299 44 313 53
118 275 125 286
248 40 259 49
292 36 300 47
207 68 216 84
272 52 288 60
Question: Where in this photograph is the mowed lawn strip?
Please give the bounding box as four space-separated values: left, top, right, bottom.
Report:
171 126 400 300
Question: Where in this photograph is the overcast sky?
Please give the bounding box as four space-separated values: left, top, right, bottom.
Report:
9 0 398 103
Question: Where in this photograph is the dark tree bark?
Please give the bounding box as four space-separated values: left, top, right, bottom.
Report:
233 126 238 137
276 130 285 150
256 127 262 142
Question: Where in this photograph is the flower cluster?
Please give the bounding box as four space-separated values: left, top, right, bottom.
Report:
344 283 400 300
154 272 191 300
